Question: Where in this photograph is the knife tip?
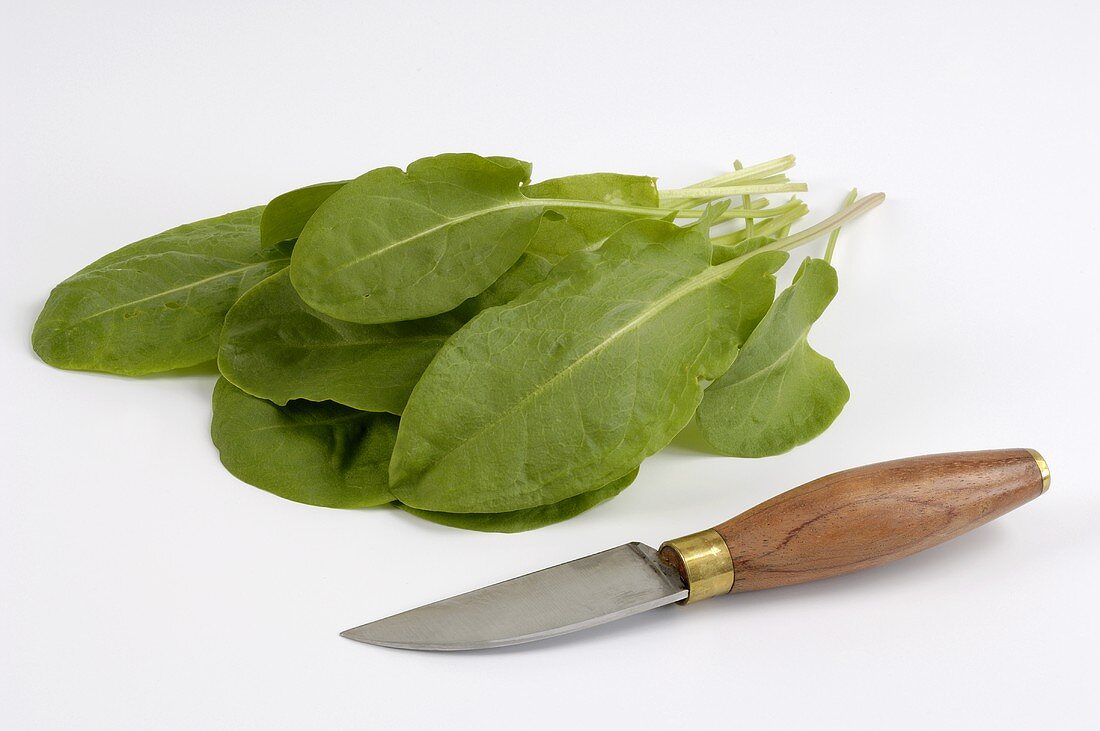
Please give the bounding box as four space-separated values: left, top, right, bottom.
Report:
340 627 369 642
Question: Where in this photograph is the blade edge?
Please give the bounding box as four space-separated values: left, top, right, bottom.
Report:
340 542 688 651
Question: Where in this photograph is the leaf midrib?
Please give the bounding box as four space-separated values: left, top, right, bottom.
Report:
404 242 761 483
66 257 289 325
710 324 815 392
324 196 667 276
326 197 529 275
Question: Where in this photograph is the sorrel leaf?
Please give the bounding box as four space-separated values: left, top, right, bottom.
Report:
389 217 786 513
211 378 397 508
222 174 660 411
218 269 463 413
33 207 287 375
290 154 540 323
290 154 681 325
697 257 849 457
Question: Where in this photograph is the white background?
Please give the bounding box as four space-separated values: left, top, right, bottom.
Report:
3 1 1098 728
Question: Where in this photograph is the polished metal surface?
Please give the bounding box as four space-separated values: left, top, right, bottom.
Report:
658 528 735 603
341 542 688 651
1025 448 1051 493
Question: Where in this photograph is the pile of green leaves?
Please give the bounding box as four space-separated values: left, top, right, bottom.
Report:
33 153 882 532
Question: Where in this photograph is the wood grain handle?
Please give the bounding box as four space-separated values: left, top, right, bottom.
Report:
660 449 1049 601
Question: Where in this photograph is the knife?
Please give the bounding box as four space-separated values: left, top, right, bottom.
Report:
342 448 1050 651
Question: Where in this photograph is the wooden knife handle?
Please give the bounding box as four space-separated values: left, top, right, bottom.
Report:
660 449 1049 601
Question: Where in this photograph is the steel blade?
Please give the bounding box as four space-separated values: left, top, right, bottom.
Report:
341 542 687 651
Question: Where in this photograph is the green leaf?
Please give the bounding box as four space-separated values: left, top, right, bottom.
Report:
697 257 849 457
219 235 589 415
217 251 563 414
33 207 288 375
289 156 672 325
211 378 397 508
260 181 346 247
389 218 786 513
218 269 464 413
222 174 656 412
523 173 659 256
398 468 639 533
290 153 541 324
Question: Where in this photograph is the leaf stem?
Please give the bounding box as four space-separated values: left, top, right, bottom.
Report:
755 202 809 236
739 174 791 186
538 197 804 222
679 193 884 309
684 154 796 189
665 154 800 209
735 160 754 240
710 200 809 246
769 193 884 254
823 188 860 265
661 183 808 199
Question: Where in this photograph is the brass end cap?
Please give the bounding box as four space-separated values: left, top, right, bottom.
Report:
1026 448 1051 494
659 529 734 604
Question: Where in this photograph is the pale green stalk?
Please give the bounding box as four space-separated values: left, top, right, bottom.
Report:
710 199 809 247
661 154 799 209
674 154 796 191
823 189 860 264
769 193 884 255
535 196 804 222
735 160 755 239
660 182 807 198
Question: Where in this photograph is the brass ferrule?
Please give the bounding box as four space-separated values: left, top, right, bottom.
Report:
658 529 735 604
1026 448 1051 494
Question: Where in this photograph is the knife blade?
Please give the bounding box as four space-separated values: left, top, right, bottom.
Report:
342 448 1050 651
